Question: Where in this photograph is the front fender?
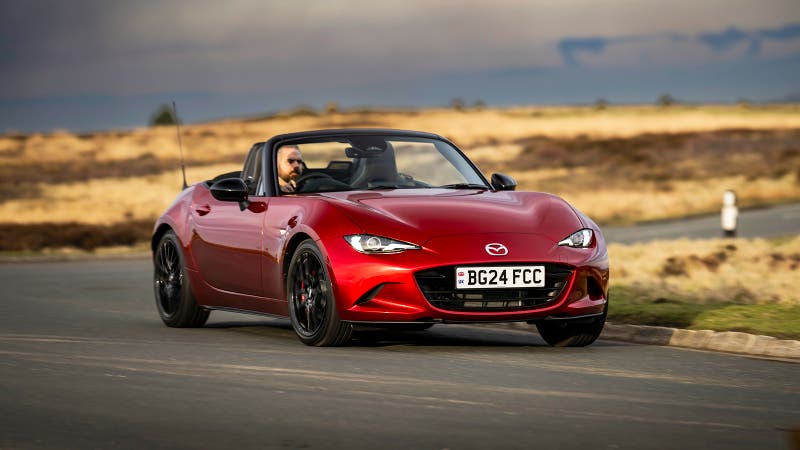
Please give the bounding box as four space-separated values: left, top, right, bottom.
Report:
152 185 199 268
265 197 363 300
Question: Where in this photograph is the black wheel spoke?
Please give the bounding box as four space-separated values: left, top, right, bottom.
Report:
152 232 209 329
286 240 352 346
155 239 182 316
290 248 328 335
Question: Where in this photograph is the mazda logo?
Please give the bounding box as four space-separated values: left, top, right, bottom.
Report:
485 243 508 256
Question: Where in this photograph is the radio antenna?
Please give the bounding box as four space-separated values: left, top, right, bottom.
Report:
172 100 188 189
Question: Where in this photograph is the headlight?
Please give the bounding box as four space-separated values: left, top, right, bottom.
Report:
557 229 594 248
345 234 420 254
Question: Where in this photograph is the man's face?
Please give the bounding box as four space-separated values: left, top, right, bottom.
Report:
277 146 303 183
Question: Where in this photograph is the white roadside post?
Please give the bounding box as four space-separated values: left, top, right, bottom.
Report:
721 190 739 238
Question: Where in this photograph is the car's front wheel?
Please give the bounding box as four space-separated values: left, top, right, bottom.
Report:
286 240 352 346
536 308 606 347
153 230 209 328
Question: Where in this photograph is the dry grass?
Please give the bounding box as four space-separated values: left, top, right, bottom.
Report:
480 128 800 224
0 221 153 251
609 236 800 306
554 173 800 225
1 104 799 227
3 104 800 165
0 164 239 225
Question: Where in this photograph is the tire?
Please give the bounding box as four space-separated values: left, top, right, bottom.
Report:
286 240 352 346
153 231 209 328
536 308 606 347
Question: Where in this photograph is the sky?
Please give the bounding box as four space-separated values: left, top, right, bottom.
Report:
1 0 800 133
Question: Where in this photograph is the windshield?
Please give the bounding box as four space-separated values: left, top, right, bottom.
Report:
277 136 487 194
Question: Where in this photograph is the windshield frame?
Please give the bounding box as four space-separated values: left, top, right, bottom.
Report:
267 131 490 196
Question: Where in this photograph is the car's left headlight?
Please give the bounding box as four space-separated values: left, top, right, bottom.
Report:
557 229 594 248
345 234 421 254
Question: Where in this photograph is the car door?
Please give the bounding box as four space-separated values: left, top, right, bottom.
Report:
190 144 267 297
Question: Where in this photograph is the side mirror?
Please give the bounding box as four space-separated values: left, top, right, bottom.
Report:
491 173 517 191
210 178 248 202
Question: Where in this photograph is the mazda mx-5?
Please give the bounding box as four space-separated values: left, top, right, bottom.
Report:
152 129 609 346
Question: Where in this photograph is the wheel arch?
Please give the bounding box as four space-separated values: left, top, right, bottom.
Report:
282 232 314 284
280 199 360 286
151 223 174 253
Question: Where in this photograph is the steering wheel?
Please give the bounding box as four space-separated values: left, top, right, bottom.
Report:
294 172 334 192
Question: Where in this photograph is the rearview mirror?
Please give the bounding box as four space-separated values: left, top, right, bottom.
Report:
210 178 248 202
345 146 386 158
491 173 517 191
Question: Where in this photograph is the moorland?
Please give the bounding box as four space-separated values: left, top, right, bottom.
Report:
2 104 798 337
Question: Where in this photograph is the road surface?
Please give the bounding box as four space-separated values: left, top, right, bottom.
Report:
603 202 800 244
0 259 798 449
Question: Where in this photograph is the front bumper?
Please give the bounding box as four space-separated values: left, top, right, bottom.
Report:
323 232 609 323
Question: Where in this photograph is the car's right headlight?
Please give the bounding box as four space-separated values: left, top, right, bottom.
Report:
557 229 594 248
345 234 420 254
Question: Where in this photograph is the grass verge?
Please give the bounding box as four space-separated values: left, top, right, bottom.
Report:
609 286 800 340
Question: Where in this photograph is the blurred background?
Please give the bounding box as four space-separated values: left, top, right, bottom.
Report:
1 0 799 131
0 0 799 337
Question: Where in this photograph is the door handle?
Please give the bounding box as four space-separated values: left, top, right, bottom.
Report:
194 204 211 216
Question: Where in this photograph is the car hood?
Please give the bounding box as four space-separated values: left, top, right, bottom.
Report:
319 189 585 244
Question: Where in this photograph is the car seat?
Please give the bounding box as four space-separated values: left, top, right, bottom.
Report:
348 144 398 188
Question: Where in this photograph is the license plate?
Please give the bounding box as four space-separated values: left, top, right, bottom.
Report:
455 266 545 289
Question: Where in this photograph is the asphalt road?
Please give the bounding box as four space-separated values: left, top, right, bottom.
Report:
1 259 798 450
603 202 800 244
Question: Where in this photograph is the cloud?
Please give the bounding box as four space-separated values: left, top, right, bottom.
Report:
698 27 752 52
758 22 800 40
2 0 800 131
487 66 550 78
666 32 691 43
558 38 609 66
557 35 660 66
697 23 800 56
558 35 651 65
559 22 800 67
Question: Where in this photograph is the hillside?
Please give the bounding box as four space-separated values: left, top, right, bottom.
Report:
1 104 799 251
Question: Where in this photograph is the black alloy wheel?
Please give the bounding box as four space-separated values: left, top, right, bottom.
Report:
153 231 209 328
154 236 181 317
287 240 352 346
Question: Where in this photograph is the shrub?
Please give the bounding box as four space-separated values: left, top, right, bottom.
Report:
657 94 676 107
149 104 178 127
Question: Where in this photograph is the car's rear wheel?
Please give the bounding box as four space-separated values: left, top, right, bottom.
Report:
153 231 209 328
287 240 352 346
536 308 606 347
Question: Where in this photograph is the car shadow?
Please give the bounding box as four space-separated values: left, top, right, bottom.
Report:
351 328 544 347
205 319 293 330
205 318 621 349
350 325 621 348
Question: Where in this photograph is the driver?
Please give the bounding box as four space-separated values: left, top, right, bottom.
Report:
277 145 304 193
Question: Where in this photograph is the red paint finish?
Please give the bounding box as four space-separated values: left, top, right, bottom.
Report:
155 184 608 322
189 187 266 297
152 130 609 328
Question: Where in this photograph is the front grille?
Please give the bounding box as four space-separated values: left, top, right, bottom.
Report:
414 264 573 312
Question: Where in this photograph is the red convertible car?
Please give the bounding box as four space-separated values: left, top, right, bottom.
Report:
152 129 609 346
